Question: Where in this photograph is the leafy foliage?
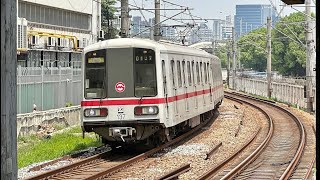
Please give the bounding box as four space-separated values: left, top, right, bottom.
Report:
237 12 309 76
214 44 228 68
238 28 267 72
272 12 306 76
101 0 119 39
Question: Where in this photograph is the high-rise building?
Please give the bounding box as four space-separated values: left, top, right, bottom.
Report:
161 25 176 40
222 15 234 40
212 20 222 40
190 23 213 44
131 16 176 40
211 16 234 41
234 4 278 37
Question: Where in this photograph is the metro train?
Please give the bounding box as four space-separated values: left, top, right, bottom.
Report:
81 38 224 146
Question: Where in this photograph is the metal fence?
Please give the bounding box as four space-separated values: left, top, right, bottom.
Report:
17 65 82 114
229 77 316 110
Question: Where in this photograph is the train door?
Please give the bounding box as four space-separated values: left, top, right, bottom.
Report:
182 60 188 111
200 62 205 106
170 60 178 115
187 61 192 111
162 60 169 119
194 61 198 109
208 62 213 103
196 62 201 109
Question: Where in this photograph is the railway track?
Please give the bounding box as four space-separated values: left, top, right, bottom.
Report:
24 92 315 180
210 91 311 180
24 111 216 180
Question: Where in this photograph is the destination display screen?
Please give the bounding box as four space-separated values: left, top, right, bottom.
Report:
88 57 104 63
135 48 155 64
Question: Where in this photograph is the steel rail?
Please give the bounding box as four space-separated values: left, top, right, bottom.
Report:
156 163 191 180
84 111 216 180
224 91 306 180
25 151 110 180
197 94 273 180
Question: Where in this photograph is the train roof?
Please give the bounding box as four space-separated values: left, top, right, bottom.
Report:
84 38 219 59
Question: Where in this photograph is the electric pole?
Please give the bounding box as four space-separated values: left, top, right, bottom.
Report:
239 18 242 36
238 18 242 70
238 49 241 70
154 0 161 41
267 17 272 98
246 22 248 34
232 27 237 90
227 40 231 87
1 0 18 179
120 0 129 38
212 39 216 55
305 0 315 112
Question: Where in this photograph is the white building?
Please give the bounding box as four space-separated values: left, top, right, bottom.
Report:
161 24 176 40
17 0 101 67
222 15 233 40
212 20 222 41
190 23 213 44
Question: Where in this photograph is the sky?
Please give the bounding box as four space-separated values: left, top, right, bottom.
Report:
115 0 316 25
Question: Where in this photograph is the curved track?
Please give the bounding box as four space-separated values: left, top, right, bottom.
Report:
215 91 308 180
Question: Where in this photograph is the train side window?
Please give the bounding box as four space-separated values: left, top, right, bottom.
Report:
196 62 200 85
191 61 195 86
182 60 186 86
207 62 210 84
200 62 203 84
204 63 207 84
177 61 182 87
170 60 176 87
187 61 191 86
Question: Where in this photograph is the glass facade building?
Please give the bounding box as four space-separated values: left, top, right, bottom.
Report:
234 4 277 37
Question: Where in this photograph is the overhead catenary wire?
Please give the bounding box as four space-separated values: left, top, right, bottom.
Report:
272 25 306 48
132 9 187 38
67 0 91 12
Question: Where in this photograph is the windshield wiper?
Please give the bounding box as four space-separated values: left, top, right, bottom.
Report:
139 95 149 105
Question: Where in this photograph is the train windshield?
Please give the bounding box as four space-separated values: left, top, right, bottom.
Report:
84 50 106 99
134 48 157 97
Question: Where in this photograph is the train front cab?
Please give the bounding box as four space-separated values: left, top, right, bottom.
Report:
81 46 167 144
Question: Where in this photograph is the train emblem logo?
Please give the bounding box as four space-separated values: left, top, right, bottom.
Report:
115 82 125 93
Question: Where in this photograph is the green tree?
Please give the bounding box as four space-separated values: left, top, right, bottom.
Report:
237 12 310 76
101 0 119 39
237 28 267 72
214 44 228 68
272 12 307 76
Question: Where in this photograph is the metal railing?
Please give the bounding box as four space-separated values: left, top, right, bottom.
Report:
229 76 316 110
17 65 82 114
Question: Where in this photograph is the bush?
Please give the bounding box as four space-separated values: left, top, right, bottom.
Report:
65 102 73 107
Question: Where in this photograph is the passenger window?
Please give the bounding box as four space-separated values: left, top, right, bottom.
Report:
207 62 210 84
177 61 182 87
192 62 195 86
200 62 203 84
204 63 208 84
171 60 175 87
187 61 191 86
196 62 200 85
182 61 186 86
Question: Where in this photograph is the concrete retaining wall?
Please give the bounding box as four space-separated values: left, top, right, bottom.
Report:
230 77 316 110
17 106 81 137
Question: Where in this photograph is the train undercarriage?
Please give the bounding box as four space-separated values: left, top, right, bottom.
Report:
82 107 220 148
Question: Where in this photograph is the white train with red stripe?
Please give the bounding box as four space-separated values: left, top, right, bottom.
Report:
81 38 223 146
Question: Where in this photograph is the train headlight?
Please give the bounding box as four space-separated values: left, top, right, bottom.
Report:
84 108 108 117
134 106 158 115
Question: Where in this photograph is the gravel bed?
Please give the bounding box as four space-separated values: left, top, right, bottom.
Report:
18 145 111 179
106 99 264 179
